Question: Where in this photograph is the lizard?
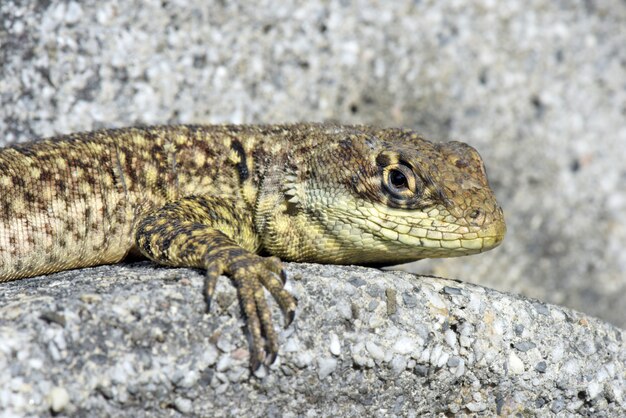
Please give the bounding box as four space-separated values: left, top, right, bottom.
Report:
0 123 506 369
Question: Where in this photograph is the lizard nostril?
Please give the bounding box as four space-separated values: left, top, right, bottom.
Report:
468 209 482 219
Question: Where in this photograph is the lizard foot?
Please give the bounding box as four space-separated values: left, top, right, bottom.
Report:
204 251 297 370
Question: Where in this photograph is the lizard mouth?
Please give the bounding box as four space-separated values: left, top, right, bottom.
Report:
474 217 507 251
397 210 506 258
453 207 507 254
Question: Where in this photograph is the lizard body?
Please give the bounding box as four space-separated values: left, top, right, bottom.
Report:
0 123 505 368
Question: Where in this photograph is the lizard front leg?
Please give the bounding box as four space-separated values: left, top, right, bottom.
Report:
134 195 296 370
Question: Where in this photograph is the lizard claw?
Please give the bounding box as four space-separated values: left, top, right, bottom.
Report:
257 260 297 328
285 309 296 328
266 350 278 366
203 259 224 312
265 256 288 286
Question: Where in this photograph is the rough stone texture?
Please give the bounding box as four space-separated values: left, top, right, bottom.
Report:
1 1 625 415
0 263 624 416
1 0 624 328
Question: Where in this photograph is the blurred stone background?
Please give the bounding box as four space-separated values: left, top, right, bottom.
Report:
1 0 624 327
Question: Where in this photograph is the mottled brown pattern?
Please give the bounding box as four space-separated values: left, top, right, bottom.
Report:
0 123 505 369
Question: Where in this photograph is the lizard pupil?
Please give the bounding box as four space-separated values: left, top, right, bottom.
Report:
389 169 408 189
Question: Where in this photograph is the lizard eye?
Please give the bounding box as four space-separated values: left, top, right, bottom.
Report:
383 164 419 199
389 169 408 190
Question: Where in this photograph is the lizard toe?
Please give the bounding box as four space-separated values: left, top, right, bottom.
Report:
203 258 225 312
233 268 265 371
257 268 297 328
265 256 287 285
252 283 279 366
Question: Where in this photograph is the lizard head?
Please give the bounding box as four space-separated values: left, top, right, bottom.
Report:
258 125 506 265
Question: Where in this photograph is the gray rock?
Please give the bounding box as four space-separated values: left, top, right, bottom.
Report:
0 263 624 416
0 0 625 414
0 0 625 329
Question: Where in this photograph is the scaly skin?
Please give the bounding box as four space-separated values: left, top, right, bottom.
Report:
0 123 506 369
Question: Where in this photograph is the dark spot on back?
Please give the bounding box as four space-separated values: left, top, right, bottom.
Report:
339 138 353 150
13 176 25 188
11 146 37 157
24 191 37 204
39 169 54 181
230 138 249 182
56 179 67 192
2 201 11 216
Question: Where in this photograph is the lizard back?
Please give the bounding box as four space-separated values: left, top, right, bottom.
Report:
0 133 132 280
0 125 257 281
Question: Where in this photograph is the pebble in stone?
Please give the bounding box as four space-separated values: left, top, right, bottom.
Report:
174 397 192 414
336 300 353 320
447 356 460 367
48 387 70 413
567 400 584 412
444 329 457 349
367 300 378 311
535 361 547 373
351 342 373 368
227 367 247 383
468 293 483 313
216 356 232 373
176 370 199 388
368 314 385 329
349 277 367 287
443 286 462 295
393 336 416 355
215 382 229 395
466 401 487 412
454 358 465 377
329 334 341 356
428 345 449 368
551 397 566 413
562 358 580 375
365 341 385 362
317 357 338 379
253 365 268 379
459 334 473 348
402 292 417 308
294 350 314 369
514 341 536 352
576 339 597 356
587 381 602 399
283 337 301 353
551 342 566 362
216 335 235 352
533 303 550 316
508 352 525 374
426 290 446 310
201 345 219 367
390 355 407 376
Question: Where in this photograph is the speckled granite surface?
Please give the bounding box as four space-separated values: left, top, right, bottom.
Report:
0 0 625 415
1 263 624 416
1 0 624 327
